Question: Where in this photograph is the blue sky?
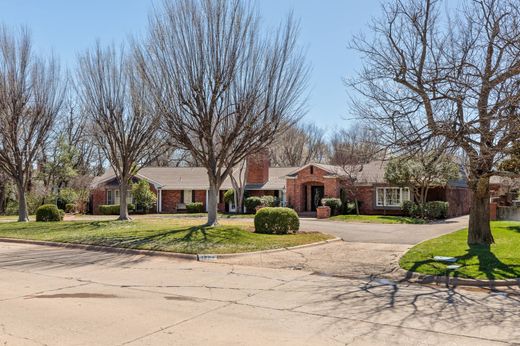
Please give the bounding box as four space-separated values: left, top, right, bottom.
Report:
0 0 382 131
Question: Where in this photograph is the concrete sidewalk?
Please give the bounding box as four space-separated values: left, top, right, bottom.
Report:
0 241 518 345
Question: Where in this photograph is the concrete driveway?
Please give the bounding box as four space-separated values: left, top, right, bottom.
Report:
219 216 469 279
300 215 469 244
0 241 519 345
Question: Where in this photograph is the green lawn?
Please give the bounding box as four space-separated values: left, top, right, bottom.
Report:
400 221 520 280
329 214 426 224
0 218 331 254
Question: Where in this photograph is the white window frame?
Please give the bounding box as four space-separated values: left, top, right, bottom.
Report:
376 187 410 207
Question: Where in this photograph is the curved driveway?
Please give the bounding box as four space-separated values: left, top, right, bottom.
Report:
299 215 469 245
219 215 469 279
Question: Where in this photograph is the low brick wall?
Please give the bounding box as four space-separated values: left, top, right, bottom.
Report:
316 206 331 219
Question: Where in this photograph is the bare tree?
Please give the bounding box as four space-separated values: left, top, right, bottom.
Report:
0 27 63 221
136 0 309 225
349 0 520 244
330 124 381 214
229 160 247 214
77 43 167 221
270 122 328 167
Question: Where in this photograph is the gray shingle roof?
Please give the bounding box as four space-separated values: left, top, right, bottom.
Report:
92 166 296 191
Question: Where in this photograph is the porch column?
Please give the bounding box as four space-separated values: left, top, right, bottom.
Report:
158 189 162 213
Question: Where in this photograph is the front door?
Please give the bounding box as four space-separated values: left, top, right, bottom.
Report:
311 186 324 212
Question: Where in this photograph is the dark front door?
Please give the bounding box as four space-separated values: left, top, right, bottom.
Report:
311 186 324 212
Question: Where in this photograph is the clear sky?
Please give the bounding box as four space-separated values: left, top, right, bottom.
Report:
0 0 382 132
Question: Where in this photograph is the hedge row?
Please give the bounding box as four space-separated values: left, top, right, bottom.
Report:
402 200 449 219
98 204 136 215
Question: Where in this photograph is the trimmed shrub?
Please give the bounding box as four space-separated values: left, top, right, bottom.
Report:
65 203 75 213
98 204 135 215
424 201 449 219
245 196 263 213
254 207 300 234
260 195 276 207
36 204 63 222
186 202 204 213
321 198 342 215
401 200 416 216
401 200 449 219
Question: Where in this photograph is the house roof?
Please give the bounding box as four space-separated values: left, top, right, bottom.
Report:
92 166 296 191
286 161 388 183
286 160 468 187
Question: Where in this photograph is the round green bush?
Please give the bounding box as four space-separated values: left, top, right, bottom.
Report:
36 204 63 222
254 207 300 234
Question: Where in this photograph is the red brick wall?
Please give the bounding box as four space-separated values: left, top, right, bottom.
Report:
247 190 276 197
161 190 181 213
91 188 106 215
246 150 270 185
194 190 206 206
285 165 341 213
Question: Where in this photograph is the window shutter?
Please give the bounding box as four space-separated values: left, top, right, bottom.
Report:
180 190 184 203
191 190 195 202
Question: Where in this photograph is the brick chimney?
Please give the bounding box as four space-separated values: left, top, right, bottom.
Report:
246 149 270 185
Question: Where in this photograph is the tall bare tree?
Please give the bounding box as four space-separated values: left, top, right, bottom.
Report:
330 124 381 214
0 27 63 221
77 44 167 221
136 0 309 225
270 122 328 167
349 0 520 244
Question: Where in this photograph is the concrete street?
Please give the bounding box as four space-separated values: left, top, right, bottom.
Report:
1 216 520 346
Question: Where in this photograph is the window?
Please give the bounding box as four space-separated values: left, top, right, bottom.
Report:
376 187 410 207
107 190 113 205
112 190 133 205
183 190 193 204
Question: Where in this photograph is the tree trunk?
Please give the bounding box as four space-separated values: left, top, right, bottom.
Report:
468 176 494 245
118 180 131 221
16 180 29 222
0 179 6 214
237 190 244 214
207 180 219 226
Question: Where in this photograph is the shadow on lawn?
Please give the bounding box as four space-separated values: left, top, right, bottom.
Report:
105 224 241 253
507 225 520 233
405 245 520 281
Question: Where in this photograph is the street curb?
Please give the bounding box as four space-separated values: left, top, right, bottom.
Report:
396 268 520 287
0 237 198 260
212 237 342 258
0 236 342 261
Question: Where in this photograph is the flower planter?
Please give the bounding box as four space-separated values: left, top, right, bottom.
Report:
316 206 331 219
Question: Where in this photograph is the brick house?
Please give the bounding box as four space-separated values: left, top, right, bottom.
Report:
90 152 295 214
90 153 471 217
285 161 471 217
